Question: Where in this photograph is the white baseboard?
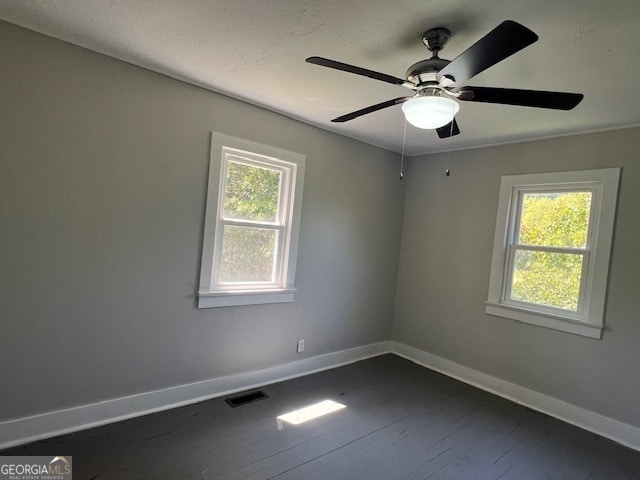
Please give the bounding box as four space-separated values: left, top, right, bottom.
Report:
0 342 392 450
4 340 639 453
391 341 640 452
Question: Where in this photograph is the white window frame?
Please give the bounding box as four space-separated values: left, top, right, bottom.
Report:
486 168 620 339
198 133 305 308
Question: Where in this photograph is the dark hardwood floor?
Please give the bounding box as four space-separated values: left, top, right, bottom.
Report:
3 354 639 479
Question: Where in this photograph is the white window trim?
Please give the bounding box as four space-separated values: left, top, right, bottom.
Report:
198 133 305 308
486 168 620 339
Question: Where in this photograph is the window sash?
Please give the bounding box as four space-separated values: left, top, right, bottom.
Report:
501 185 596 316
211 149 295 291
221 153 289 226
213 222 286 289
509 187 597 249
503 245 590 317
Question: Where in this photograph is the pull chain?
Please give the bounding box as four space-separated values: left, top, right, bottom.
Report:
399 120 407 180
445 102 456 177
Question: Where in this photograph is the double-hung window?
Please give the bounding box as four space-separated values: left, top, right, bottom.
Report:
198 133 305 308
486 168 620 338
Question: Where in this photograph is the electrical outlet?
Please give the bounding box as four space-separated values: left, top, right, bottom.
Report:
296 339 305 353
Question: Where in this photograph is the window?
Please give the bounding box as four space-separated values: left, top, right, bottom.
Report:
198 133 305 308
486 168 620 338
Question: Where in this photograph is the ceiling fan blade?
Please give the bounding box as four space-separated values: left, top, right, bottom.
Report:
460 86 583 110
306 56 412 87
436 118 461 138
331 97 410 123
437 21 538 86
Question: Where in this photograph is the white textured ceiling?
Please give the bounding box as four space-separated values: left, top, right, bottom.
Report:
1 0 640 155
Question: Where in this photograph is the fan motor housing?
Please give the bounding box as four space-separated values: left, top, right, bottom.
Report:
406 57 450 86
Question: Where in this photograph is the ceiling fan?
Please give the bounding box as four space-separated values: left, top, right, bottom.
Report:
306 20 583 138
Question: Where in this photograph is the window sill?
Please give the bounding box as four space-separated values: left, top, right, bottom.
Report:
485 302 603 339
198 288 297 308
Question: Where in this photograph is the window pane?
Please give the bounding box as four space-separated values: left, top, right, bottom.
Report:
510 249 584 311
220 225 278 283
518 192 592 248
224 159 281 222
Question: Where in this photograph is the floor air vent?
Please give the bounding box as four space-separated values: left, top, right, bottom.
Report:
225 390 269 408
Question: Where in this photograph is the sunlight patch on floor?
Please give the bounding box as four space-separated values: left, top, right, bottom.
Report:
276 399 346 429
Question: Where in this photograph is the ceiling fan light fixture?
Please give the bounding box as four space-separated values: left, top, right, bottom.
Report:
401 95 459 129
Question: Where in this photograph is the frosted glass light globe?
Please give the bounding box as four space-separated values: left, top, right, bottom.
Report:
402 96 459 129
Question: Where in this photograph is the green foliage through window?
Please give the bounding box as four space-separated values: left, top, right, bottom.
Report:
511 250 583 310
518 192 591 248
224 158 281 223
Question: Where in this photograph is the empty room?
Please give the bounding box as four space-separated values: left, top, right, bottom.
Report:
2 1 640 479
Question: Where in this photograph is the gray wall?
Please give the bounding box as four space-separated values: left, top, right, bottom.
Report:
4 17 640 434
0 21 405 421
394 128 640 428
